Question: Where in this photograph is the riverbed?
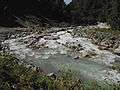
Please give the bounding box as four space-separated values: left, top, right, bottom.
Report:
2 27 120 85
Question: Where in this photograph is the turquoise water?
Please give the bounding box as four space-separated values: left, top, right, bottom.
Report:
3 32 120 85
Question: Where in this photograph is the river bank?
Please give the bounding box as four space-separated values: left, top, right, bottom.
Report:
0 25 120 89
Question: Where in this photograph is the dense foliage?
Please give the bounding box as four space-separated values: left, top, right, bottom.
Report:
65 0 120 29
0 0 65 16
0 0 120 29
0 0 66 27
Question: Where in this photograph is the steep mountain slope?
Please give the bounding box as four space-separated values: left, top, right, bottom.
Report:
0 0 119 29
64 0 120 29
0 0 66 27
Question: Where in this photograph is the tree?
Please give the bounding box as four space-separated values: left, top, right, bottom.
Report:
107 0 120 30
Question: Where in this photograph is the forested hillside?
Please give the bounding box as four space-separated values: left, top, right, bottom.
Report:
64 0 120 29
0 0 65 27
0 0 120 29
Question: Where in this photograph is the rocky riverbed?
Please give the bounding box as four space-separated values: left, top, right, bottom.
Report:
73 26 120 56
1 25 120 85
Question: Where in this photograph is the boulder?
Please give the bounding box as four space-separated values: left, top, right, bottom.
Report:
44 36 60 40
114 46 120 56
80 50 97 58
73 56 79 59
47 73 56 79
98 46 108 50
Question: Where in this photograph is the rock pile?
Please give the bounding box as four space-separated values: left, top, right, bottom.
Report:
73 27 120 56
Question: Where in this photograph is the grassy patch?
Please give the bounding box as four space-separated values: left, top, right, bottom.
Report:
0 53 120 90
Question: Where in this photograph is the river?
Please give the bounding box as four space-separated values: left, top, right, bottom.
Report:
2 27 120 85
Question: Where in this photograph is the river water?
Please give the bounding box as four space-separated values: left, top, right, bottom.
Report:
2 27 120 85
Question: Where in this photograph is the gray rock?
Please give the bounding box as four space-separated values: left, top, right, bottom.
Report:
73 56 79 59
80 50 97 58
44 36 59 40
98 46 108 50
47 73 56 79
114 46 120 56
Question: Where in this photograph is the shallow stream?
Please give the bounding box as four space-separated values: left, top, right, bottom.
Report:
2 27 120 85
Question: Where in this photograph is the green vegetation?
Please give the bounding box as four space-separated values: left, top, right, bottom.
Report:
0 53 53 90
65 0 120 30
0 53 120 90
0 0 120 29
0 53 82 90
112 61 120 72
